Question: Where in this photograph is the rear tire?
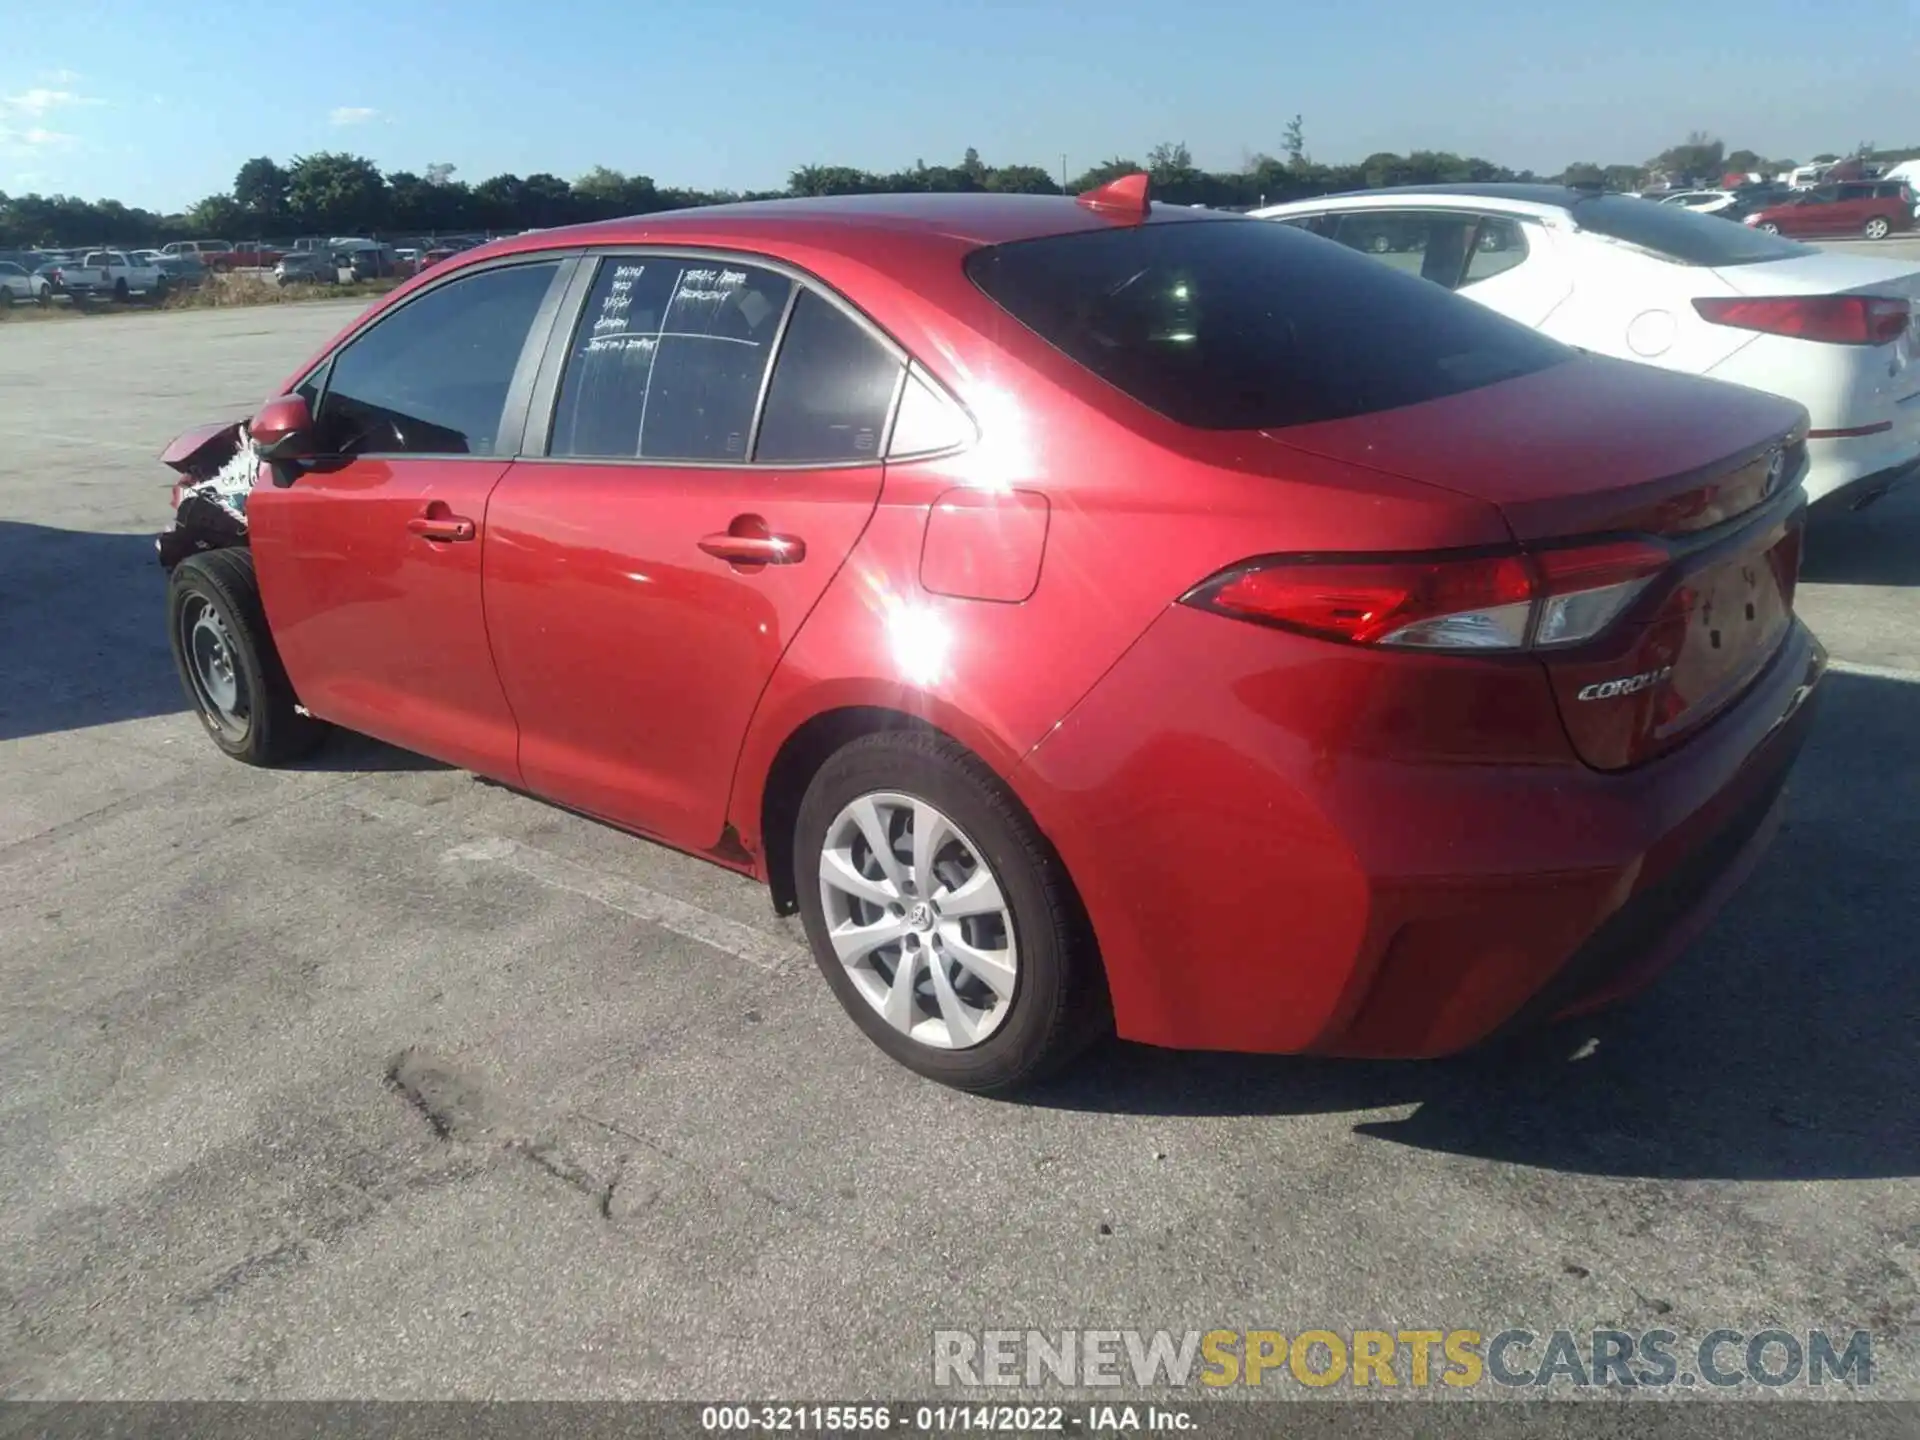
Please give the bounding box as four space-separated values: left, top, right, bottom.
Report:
794 730 1109 1093
1758 222 1781 234
167 548 328 766
1864 216 1892 240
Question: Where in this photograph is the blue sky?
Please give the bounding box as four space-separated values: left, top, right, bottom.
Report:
2 0 1911 210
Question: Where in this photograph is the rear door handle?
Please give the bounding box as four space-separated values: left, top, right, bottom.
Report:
407 502 476 543
699 514 806 568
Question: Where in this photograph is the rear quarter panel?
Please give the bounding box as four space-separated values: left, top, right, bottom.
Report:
724 251 1513 864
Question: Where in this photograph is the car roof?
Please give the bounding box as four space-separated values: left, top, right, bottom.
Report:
1252 183 1608 220
477 191 1228 266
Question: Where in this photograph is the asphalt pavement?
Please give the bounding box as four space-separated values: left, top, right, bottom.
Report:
0 294 1916 1404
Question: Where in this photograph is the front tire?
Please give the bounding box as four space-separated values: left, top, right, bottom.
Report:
794 730 1108 1093
113 279 129 303
1865 217 1892 240
1758 222 1781 234
167 548 328 765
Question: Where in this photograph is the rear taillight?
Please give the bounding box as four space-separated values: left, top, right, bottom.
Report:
1693 294 1910 346
1184 540 1671 653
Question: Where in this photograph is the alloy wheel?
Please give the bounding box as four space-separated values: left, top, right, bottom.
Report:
1866 218 1891 240
817 791 1018 1049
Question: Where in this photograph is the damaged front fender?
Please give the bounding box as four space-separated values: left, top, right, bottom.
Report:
156 421 261 571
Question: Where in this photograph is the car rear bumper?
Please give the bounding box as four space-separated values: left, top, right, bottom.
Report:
1015 606 1827 1058
1702 332 1920 504
1804 429 1920 505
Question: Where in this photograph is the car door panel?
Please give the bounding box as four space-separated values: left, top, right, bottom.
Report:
245 256 571 778
481 255 903 850
483 462 883 846
250 459 520 776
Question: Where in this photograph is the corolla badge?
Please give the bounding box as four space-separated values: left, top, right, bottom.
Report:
1577 666 1673 701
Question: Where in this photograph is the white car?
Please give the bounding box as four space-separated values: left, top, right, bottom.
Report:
0 259 54 306
1660 189 1739 216
1251 184 1920 507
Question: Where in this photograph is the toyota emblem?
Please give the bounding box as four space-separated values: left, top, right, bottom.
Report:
1763 446 1785 497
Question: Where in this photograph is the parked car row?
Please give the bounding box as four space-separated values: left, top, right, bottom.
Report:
153 180 1850 1090
0 249 176 304
0 258 55 306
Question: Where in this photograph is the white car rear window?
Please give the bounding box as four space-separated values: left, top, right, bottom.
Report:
1573 195 1817 267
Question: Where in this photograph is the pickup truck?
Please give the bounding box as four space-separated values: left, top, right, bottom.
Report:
208 243 285 271
162 239 233 262
48 250 170 302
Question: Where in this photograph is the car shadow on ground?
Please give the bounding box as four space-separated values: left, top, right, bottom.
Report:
1029 668 1919 1183
0 521 436 771
1803 483 1920 586
0 522 183 742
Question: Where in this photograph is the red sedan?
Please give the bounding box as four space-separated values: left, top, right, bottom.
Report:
156 179 1825 1092
1745 179 1915 240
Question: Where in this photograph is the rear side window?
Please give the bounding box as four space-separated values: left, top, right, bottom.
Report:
1326 210 1524 290
966 218 1572 431
1463 218 1529 285
1573 194 1815 265
551 258 792 461
316 260 561 456
754 290 902 463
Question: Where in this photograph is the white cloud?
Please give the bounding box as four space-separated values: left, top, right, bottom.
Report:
2 88 92 117
0 123 76 154
329 106 378 126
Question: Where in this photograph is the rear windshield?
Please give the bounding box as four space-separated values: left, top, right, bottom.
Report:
965 218 1571 431
1570 194 1817 266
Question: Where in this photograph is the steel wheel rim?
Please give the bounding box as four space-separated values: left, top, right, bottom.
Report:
181 595 249 739
818 790 1018 1050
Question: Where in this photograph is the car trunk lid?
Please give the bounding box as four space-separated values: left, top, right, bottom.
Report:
1708 248 1920 303
1267 353 1809 769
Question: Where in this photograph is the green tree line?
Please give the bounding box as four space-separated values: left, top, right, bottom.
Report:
1 130 1908 251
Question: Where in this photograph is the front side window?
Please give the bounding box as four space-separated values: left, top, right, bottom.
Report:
550 258 792 461
314 259 560 457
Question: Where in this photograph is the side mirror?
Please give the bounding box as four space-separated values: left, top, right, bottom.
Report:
250 394 316 463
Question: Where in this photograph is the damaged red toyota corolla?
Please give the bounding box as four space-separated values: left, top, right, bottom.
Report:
156 178 1825 1092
